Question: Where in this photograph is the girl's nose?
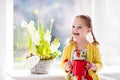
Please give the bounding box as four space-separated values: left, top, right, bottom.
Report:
73 27 78 31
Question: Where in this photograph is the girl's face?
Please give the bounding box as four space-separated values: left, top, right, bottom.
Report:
72 17 91 41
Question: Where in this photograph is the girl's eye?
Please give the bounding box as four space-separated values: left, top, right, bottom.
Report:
78 26 82 28
72 26 75 28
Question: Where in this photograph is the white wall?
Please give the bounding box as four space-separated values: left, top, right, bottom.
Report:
0 0 7 79
0 0 13 80
92 0 120 79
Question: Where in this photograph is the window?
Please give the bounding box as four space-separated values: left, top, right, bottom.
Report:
13 0 92 69
13 0 120 70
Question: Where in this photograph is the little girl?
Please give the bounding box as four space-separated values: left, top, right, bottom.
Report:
61 15 103 80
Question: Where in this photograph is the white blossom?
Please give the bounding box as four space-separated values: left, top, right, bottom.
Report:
29 20 35 26
51 18 54 23
21 20 27 27
31 31 40 45
44 30 51 43
24 21 40 45
27 21 36 33
50 42 60 52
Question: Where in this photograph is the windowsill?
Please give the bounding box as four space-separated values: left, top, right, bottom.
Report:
7 66 119 80
8 68 66 80
99 66 120 74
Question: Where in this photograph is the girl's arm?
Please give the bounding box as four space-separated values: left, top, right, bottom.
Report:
61 46 69 70
61 45 73 72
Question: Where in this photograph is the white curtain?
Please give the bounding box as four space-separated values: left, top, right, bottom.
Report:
92 0 120 66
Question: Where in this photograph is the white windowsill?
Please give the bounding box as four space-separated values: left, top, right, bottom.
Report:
7 66 119 80
8 68 66 80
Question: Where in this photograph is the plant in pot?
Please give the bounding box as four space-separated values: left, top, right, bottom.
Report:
21 9 61 74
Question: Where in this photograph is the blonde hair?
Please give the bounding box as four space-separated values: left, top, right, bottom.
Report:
70 15 99 46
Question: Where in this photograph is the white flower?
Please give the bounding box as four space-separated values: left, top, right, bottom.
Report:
27 21 36 33
50 42 60 52
24 21 40 45
31 31 40 45
44 30 51 43
51 18 54 23
21 20 27 27
25 56 39 69
21 13 60 61
29 20 35 26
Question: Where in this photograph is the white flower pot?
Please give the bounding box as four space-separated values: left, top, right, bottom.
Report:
31 59 54 74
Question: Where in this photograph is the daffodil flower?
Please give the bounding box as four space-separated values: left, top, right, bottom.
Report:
50 43 60 52
50 38 60 52
53 38 59 44
34 9 39 15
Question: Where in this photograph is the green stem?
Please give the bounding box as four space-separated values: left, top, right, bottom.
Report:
28 32 32 53
50 19 54 34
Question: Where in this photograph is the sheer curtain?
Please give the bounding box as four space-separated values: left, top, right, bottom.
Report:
92 0 120 67
104 0 120 66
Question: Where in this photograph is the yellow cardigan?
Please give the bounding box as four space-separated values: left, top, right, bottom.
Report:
61 42 103 80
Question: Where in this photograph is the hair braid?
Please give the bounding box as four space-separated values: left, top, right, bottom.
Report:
91 29 99 46
69 37 74 45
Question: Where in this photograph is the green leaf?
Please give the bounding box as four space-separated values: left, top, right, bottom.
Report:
27 31 32 53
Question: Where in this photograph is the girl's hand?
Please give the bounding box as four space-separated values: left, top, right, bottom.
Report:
86 61 97 71
65 61 72 71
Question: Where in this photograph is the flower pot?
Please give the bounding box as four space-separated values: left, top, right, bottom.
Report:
31 59 54 74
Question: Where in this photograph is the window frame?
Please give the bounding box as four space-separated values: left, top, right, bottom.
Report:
6 0 13 71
